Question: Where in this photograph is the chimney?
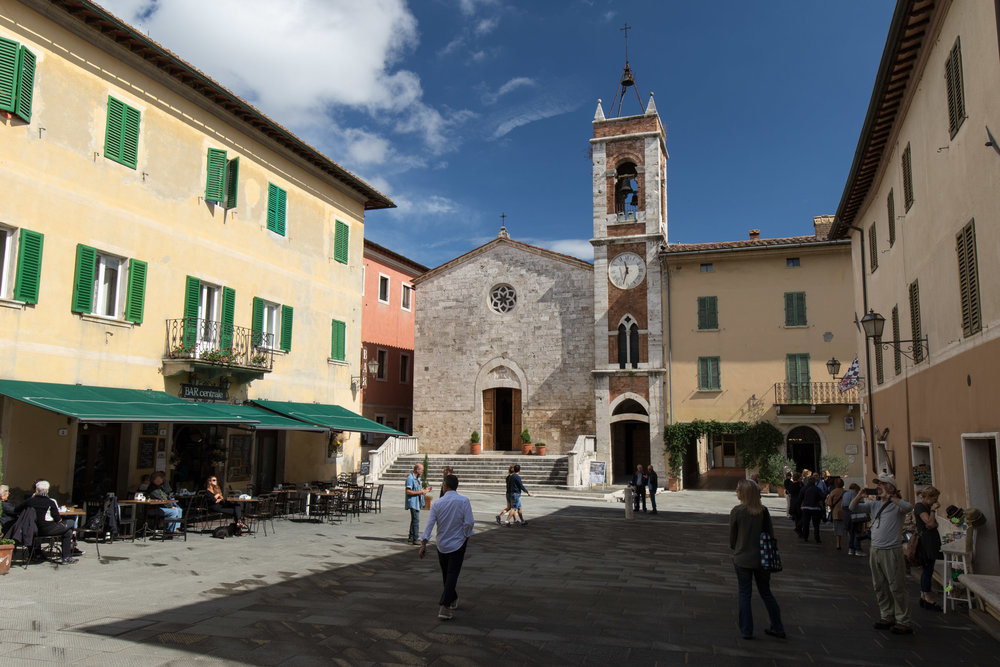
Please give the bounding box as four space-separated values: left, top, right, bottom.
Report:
749 229 760 241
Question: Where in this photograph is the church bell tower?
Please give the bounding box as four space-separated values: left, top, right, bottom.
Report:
590 72 668 482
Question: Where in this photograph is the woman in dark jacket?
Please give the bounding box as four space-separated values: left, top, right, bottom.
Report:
205 476 247 531
786 472 804 536
914 486 943 611
729 479 785 640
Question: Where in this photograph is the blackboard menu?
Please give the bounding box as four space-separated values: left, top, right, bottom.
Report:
141 423 159 436
138 437 157 468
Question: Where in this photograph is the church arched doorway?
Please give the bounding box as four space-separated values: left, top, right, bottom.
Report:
483 387 521 451
611 399 649 483
787 426 821 473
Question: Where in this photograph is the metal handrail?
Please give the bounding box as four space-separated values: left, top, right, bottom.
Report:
164 318 274 370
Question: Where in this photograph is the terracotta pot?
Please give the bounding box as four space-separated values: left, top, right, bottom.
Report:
521 443 533 455
0 543 14 575
534 444 546 456
470 442 482 455
760 482 771 494
667 475 680 492
777 486 786 498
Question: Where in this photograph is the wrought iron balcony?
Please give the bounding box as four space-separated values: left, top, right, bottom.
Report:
164 318 274 372
773 381 859 406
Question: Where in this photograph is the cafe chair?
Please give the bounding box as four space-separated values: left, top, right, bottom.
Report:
245 494 276 537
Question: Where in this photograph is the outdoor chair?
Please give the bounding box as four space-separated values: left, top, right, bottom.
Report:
341 487 363 521
245 494 276 537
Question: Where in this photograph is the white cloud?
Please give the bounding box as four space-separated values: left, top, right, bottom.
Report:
475 17 499 36
457 0 500 17
539 239 594 261
388 193 460 217
490 100 577 139
483 76 536 104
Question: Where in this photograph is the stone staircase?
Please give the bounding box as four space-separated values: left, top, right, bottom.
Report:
379 454 570 490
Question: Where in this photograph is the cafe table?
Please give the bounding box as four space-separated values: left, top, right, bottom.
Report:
119 498 179 539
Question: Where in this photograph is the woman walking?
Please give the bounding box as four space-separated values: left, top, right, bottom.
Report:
729 479 785 640
914 486 943 611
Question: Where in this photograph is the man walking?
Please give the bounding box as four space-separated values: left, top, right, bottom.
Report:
419 474 474 620
646 464 659 514
631 464 647 513
506 464 530 525
405 463 431 545
849 472 914 634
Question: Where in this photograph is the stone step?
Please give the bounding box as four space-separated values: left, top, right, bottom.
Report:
381 454 569 486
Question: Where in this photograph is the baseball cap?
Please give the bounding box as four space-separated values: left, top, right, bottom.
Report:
876 473 897 488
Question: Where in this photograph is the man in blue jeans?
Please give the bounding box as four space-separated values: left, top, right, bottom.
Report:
405 463 431 545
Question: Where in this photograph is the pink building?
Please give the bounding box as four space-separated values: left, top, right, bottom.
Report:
361 240 427 449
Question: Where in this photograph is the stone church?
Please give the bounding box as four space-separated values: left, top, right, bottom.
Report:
412 93 669 482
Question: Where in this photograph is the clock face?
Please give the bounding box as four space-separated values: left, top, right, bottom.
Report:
608 252 646 289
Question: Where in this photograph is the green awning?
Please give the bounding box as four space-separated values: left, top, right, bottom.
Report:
209 404 327 431
0 379 259 424
252 399 405 436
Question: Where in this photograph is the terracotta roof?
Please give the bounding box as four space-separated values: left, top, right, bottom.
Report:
413 236 592 286
830 0 936 237
35 0 394 211
662 235 846 255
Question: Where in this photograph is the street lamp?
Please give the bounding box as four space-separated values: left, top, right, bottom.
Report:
352 358 380 390
860 308 929 361
826 357 842 379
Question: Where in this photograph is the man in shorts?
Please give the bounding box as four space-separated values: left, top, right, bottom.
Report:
506 464 530 525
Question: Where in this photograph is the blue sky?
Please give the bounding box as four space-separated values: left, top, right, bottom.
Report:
100 0 895 268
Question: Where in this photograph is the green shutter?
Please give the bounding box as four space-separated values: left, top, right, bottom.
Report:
225 157 239 210
105 97 140 169
868 225 878 272
14 45 35 122
785 354 811 401
698 357 720 391
902 143 913 210
12 228 43 304
276 187 286 235
784 292 806 326
334 220 349 264
0 37 18 112
886 190 895 246
697 296 718 330
267 183 286 235
956 221 981 338
220 286 235 349
124 258 147 324
205 148 227 203
71 244 97 314
331 319 346 361
252 296 264 347
183 276 201 348
280 304 293 352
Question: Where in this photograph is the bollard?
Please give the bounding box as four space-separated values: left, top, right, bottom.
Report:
624 486 634 520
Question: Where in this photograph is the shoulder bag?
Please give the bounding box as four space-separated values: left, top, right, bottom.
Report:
759 509 783 573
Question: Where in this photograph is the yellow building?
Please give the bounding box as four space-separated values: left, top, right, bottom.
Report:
0 0 396 501
663 219 862 485
830 1 1000 571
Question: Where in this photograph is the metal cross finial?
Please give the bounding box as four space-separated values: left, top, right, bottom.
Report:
500 212 506 225
621 23 631 61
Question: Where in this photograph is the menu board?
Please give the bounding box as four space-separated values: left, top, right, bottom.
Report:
590 461 607 485
138 438 157 468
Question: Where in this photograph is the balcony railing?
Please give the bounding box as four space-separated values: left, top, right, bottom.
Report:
773 381 859 406
164 318 274 371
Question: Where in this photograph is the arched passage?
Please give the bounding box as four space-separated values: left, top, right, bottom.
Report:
787 425 821 472
610 396 649 483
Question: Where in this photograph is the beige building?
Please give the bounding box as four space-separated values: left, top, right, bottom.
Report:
0 0 395 501
662 220 861 484
830 1 1000 571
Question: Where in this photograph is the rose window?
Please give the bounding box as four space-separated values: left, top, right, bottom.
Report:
489 284 517 313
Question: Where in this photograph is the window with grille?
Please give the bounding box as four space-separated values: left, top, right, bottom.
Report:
955 220 981 337
945 37 966 138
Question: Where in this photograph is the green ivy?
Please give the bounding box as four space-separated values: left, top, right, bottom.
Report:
663 419 783 476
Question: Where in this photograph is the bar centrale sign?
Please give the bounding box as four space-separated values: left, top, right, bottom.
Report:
180 383 228 401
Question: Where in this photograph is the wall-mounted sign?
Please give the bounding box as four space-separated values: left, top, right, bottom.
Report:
141 423 159 436
845 444 859 455
844 416 855 431
180 384 228 401
359 461 371 476
590 461 606 485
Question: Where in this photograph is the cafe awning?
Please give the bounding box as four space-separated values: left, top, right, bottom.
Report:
252 399 405 436
209 404 327 431
0 379 259 424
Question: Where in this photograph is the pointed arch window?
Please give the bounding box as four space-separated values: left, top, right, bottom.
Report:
617 315 639 369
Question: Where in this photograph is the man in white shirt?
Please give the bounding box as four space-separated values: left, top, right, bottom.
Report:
419 474 474 620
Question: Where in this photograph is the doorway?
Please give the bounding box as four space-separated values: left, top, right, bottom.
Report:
611 421 649 483
255 432 278 492
787 426 820 473
963 435 1000 575
483 388 521 451
72 423 122 504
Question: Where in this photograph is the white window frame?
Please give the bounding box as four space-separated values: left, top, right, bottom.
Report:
261 300 281 350
93 252 126 318
376 348 387 381
0 225 16 300
197 282 222 350
399 353 410 384
401 284 412 311
378 273 390 304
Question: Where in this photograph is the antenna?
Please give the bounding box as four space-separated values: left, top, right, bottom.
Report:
611 23 645 117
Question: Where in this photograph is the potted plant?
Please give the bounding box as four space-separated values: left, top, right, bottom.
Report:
760 453 796 497
470 431 482 455
520 429 533 455
421 453 432 510
534 442 547 456
0 538 13 576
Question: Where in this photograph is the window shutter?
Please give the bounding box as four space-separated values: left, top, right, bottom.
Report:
710 358 720 389
0 37 18 112
784 292 795 326
104 97 124 164
124 258 147 324
220 286 235 349
13 228 43 304
225 157 239 210
698 358 708 390
946 38 966 138
909 281 923 364
183 275 201 348
902 143 913 210
205 148 227 203
875 342 884 384
891 305 901 374
784 292 805 326
280 304 293 352
252 296 264 347
121 104 140 169
71 245 97 313
868 225 878 272
886 190 895 246
14 45 35 122
267 183 286 235
698 296 717 330
276 188 286 236
331 319 346 361
796 293 806 326
955 221 981 338
697 297 708 329
334 220 349 264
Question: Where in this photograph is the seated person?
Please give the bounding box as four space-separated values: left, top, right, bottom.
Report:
1 484 17 533
136 474 151 494
147 471 183 535
14 480 78 564
205 476 247 531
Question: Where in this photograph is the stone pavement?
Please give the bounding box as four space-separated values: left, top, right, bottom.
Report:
0 487 995 665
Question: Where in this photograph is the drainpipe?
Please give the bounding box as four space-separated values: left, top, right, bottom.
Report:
848 225 876 476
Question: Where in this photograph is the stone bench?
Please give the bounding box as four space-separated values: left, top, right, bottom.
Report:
958 574 1000 641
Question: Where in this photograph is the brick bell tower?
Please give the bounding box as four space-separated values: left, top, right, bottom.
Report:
590 75 668 482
